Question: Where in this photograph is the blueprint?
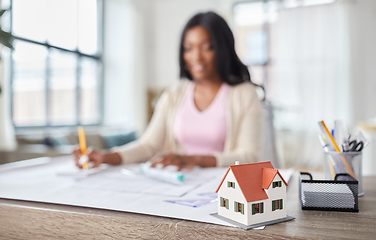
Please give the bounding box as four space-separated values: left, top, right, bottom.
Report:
0 156 294 228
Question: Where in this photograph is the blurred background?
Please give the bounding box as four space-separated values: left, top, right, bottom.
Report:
0 0 375 174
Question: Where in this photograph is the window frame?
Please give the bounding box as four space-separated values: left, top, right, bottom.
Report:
232 1 272 101
272 199 283 211
252 202 264 215
220 197 229 209
227 181 236 189
275 199 280 209
273 181 282 188
8 0 104 129
234 201 244 214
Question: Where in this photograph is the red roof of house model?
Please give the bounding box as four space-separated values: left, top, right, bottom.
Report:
215 161 288 203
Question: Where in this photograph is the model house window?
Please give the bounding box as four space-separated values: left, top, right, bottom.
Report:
273 181 282 188
252 202 264 215
234 201 244 214
227 181 235 189
272 199 283 211
9 0 103 127
220 197 229 209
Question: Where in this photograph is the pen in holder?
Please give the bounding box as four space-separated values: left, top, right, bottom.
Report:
324 151 363 196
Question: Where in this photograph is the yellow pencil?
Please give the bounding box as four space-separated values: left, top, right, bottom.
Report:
320 121 356 179
78 126 89 169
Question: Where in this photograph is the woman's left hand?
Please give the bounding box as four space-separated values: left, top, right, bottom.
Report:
151 154 196 171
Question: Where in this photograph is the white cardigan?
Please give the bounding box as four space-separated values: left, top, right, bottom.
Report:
112 80 263 167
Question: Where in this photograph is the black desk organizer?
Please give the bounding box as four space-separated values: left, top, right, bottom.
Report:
299 172 358 212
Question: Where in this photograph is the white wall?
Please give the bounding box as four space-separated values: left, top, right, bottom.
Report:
349 0 376 123
217 170 248 225
255 174 286 225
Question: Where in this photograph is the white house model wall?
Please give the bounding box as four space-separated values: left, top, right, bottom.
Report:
217 170 249 225
247 173 287 225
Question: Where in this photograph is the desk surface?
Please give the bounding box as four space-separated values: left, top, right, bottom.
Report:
1 173 375 239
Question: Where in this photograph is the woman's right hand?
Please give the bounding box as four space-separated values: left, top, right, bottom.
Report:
72 147 105 168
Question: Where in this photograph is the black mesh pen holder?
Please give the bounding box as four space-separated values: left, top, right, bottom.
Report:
299 172 358 212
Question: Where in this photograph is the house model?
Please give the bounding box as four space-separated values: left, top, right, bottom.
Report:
215 161 288 226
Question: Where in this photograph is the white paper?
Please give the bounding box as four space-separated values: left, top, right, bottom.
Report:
57 164 109 178
0 156 234 227
0 157 294 229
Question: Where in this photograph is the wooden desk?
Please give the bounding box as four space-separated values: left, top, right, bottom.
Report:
1 173 375 239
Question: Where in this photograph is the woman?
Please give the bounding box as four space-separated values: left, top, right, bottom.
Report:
73 11 263 170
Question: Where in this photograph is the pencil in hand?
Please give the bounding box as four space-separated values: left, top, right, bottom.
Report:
78 126 89 169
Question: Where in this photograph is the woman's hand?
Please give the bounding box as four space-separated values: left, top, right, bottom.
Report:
72 147 104 168
151 154 197 171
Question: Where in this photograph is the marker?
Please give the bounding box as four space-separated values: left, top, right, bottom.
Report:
78 126 89 170
139 161 184 185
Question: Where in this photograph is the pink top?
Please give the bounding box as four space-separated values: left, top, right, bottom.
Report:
173 82 229 155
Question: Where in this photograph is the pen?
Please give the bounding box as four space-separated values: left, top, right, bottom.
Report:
318 134 330 153
318 134 339 178
78 126 89 170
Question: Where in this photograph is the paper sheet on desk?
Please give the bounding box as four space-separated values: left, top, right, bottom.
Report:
57 164 109 178
73 165 214 197
0 156 235 228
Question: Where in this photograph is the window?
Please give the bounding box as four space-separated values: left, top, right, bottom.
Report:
234 201 244 214
9 0 103 127
272 199 283 211
227 181 235 189
273 181 282 188
233 0 336 102
220 197 229 209
252 202 264 215
233 1 276 101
